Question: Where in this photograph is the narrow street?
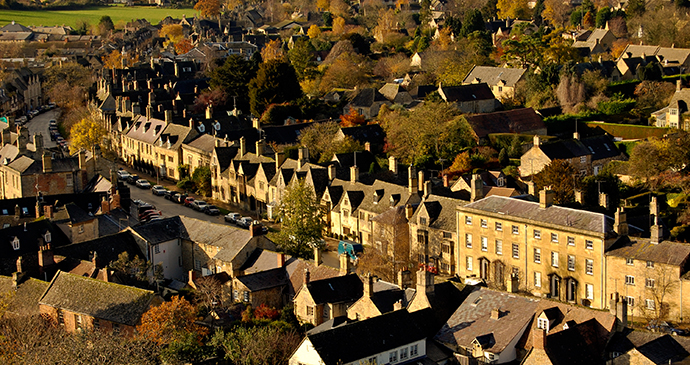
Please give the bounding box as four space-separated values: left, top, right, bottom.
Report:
24 108 60 149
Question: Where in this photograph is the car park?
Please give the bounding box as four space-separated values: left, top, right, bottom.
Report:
192 200 208 211
151 185 167 195
126 174 140 184
204 205 220 215
224 213 241 223
135 179 151 189
183 197 195 207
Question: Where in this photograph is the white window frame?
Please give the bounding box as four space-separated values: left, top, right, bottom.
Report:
534 272 541 287
586 259 593 275
586 284 594 300
481 236 488 252
551 233 558 243
626 258 634 266
534 247 541 263
481 219 488 228
568 236 575 246
512 225 519 235
646 278 655 288
568 255 575 271
466 256 473 271
465 233 472 248
495 222 502 231
586 240 593 250
625 275 635 285
534 230 541 239
496 239 503 255
646 299 655 310
512 243 519 259
465 216 472 225
551 252 559 268
537 317 548 330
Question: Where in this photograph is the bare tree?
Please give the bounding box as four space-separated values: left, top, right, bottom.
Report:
640 260 679 324
194 276 223 310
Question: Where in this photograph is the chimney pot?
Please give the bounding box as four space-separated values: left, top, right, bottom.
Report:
539 188 554 208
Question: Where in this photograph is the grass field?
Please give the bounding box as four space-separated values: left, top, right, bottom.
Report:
0 5 196 28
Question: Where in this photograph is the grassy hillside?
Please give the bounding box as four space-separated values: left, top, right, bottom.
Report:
0 5 195 28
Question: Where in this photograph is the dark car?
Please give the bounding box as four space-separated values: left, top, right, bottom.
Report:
163 190 178 200
173 193 187 204
126 174 140 184
647 320 686 336
204 205 220 215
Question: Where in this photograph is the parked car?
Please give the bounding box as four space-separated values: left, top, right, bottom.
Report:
151 185 167 195
647 320 686 336
117 170 131 180
192 200 208 211
183 197 195 207
237 217 253 228
48 102 56 109
126 174 140 184
173 193 187 204
204 205 220 215
49 119 57 126
224 213 241 223
136 179 151 189
139 209 160 221
163 190 178 200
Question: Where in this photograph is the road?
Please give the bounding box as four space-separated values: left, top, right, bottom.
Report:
25 108 60 149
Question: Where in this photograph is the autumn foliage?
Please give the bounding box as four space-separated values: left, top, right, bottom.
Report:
254 304 280 320
340 108 366 127
137 296 208 345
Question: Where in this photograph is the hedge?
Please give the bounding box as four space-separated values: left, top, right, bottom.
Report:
585 122 671 140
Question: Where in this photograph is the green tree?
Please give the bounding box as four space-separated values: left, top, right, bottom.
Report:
498 148 508 166
209 54 257 113
298 121 363 163
582 170 620 210
497 0 530 19
270 179 324 258
249 60 302 117
482 0 498 20
595 7 611 28
533 160 579 204
288 37 317 81
627 0 645 16
192 166 212 197
97 16 114 36
211 325 301 365
460 9 485 38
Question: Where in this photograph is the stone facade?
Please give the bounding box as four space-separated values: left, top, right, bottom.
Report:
39 305 135 336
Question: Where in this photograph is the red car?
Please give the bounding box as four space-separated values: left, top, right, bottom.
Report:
183 197 195 207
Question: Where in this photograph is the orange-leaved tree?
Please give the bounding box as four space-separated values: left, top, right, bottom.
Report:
340 108 366 127
137 296 208 345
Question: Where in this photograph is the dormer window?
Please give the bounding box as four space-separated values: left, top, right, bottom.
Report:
198 124 206 133
213 121 221 131
44 232 51 243
537 317 549 331
11 237 19 251
497 177 505 187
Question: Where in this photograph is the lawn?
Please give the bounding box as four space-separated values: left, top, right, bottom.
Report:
0 5 195 28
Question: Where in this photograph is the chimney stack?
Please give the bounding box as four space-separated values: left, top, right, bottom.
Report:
275 151 286 170
14 205 20 219
405 204 414 220
573 131 580 140
615 207 628 236
490 308 500 320
239 136 247 156
350 165 359 183
78 149 86 171
101 196 110 215
328 164 336 180
298 147 309 170
339 253 351 276
423 180 432 199
364 142 371 152
33 134 43 155
165 110 173 124
364 273 374 297
313 246 321 266
533 135 541 147
678 79 683 92
416 268 435 295
471 174 484 202
599 192 609 210
389 156 398 175
38 243 54 272
91 251 100 269
527 181 536 196
277 253 286 267
146 104 153 120
539 188 554 209
443 174 449 187
575 189 584 204
44 205 54 219
408 165 417 194
304 268 310 285
533 329 547 350
206 104 213 119
418 170 424 192
397 269 411 289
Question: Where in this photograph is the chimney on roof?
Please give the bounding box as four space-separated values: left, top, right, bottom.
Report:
364 142 371 152
313 246 321 266
33 133 43 156
533 328 547 350
398 269 411 289
275 151 285 170
158 104 164 113
678 79 683 92
304 268 310 284
533 135 541 147
573 131 580 140
490 308 500 320
16 126 27 152
328 164 336 180
418 170 424 192
255 139 264 156
609 294 628 331
91 251 100 269
389 156 398 175
416 268 435 295
174 62 180 77
14 205 20 219
165 110 173 124
615 207 628 237
78 149 86 171
2 128 11 146
599 192 609 210
38 242 54 274
16 256 24 274
240 136 247 156
527 181 536 196
471 174 484 202
44 205 54 219
206 104 213 120
350 165 359 183
574 189 584 205
443 174 450 188
405 204 414 220
277 252 286 267
539 188 554 209
339 253 351 276
423 180 432 199
298 147 309 170
364 273 374 297
146 104 153 120
101 196 110 215
408 165 417 194
42 151 52 173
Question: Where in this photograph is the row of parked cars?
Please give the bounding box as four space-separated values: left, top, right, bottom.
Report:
48 119 67 148
134 200 162 223
16 102 57 126
117 169 151 189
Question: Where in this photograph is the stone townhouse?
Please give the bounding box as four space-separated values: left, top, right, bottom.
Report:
0 68 42 115
652 80 690 129
462 65 527 100
456 191 624 310
39 270 154 335
120 110 167 168
520 133 626 177
293 273 363 326
410 194 467 276
153 118 198 181
438 83 501 114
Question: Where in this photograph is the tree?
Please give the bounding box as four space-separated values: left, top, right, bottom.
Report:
192 166 212 197
209 54 257 113
497 0 530 19
109 251 158 287
307 24 322 39
356 247 397 282
641 261 679 323
194 0 221 18
261 39 286 62
102 50 123 70
340 108 366 127
69 117 107 153
556 74 586 113
627 0 645 16
176 38 194 55
137 296 208 346
298 121 363 163
249 60 302 117
627 138 680 190
193 276 223 310
543 0 570 28
270 179 324 258
97 15 114 36
332 16 346 35
460 9 485 38
288 37 317 81
595 6 611 28
211 325 301 365
533 160 579 204
447 151 472 175
159 24 185 48
634 80 675 112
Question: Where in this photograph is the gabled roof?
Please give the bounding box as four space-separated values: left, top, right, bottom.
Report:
235 267 288 291
580 135 624 161
465 107 545 138
538 138 590 160
463 66 527 88
54 231 144 268
64 203 94 224
307 274 363 304
338 124 385 146
346 88 390 108
440 83 495 102
39 270 154 326
606 329 690 364
0 276 49 316
606 236 690 267
461 196 611 234
125 115 167 144
306 308 436 365
412 194 467 232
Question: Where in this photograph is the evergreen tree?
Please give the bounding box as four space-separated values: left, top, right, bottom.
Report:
209 55 256 113
460 9 485 37
248 60 302 118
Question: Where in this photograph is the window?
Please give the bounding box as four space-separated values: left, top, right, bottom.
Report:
368 357 377 364
586 259 593 275
512 243 519 259
586 284 594 300
534 248 541 263
625 275 635 285
646 299 655 310
626 258 634 266
11 237 19 251
481 219 488 228
481 237 488 251
66 173 73 187
233 290 239 301
442 244 451 254
400 347 408 360
154 245 160 254
442 232 452 239
534 230 541 239
410 344 418 356
646 278 655 288
534 272 541 287
551 233 558 243
496 240 503 255
306 306 314 316
466 256 473 271
495 222 503 231
568 236 575 246
586 240 593 250
568 255 575 271
537 317 549 330
93 318 100 330
646 261 655 268
580 156 587 164
551 252 559 267
419 217 427 225
57 309 64 326
626 296 635 307
389 351 398 363
465 233 472 248
512 225 519 235
75 314 83 330
465 216 472 225
243 291 249 302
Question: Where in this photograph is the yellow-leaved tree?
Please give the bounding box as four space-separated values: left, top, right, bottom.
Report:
497 0 530 20
69 117 106 154
307 24 322 39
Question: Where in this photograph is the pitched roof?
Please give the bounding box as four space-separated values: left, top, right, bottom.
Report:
461 196 611 234
440 83 495 102
606 236 690 266
538 138 590 160
462 66 527 87
580 135 624 162
38 270 154 326
0 276 49 316
307 274 363 304
607 329 690 364
465 108 545 138
412 194 467 232
235 267 289 291
64 203 94 224
306 308 436 365
54 231 144 268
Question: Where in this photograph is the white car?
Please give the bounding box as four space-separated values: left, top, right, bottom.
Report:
117 170 131 180
135 179 151 189
151 185 167 196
